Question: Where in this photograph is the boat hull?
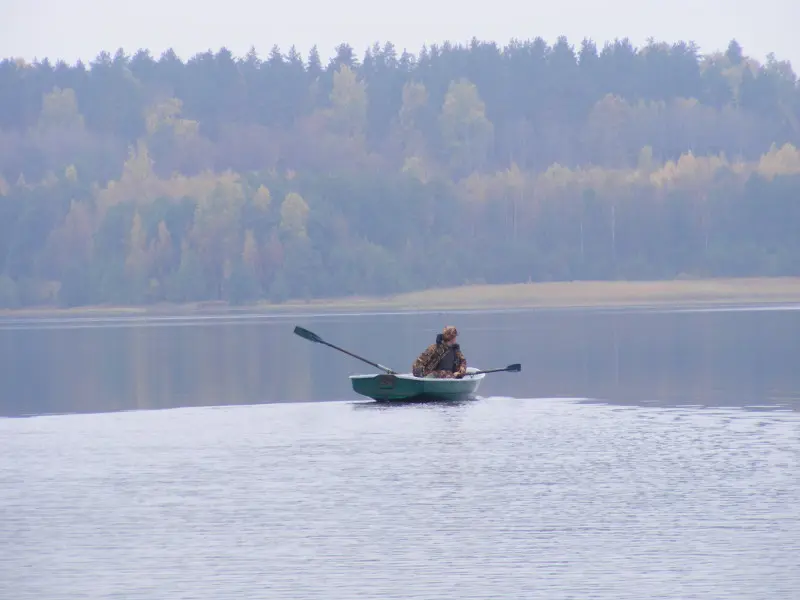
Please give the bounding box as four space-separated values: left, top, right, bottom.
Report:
349 367 484 401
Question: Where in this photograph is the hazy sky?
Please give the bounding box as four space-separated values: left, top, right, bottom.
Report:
3 0 799 70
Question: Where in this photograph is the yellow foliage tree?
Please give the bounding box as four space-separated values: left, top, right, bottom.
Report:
401 155 430 183
188 174 246 288
209 171 245 210
398 81 428 129
757 143 800 179
536 163 575 192
439 78 494 174
37 87 85 131
394 81 429 159
97 140 158 213
280 192 310 237
253 185 272 211
43 199 94 274
161 170 221 206
329 64 367 137
145 97 182 135
145 97 201 138
649 151 728 190
64 165 78 183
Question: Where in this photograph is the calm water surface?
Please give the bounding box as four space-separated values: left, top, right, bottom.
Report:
1 306 799 598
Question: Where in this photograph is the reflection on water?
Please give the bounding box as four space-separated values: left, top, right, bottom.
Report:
1 306 799 417
2 307 800 599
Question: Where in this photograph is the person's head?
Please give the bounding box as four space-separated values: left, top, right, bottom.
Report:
441 325 458 345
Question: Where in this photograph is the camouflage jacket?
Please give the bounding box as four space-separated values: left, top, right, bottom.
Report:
412 339 467 377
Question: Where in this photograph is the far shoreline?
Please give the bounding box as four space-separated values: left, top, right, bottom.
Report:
2 277 800 319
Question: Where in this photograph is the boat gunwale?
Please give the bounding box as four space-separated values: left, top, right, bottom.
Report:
348 367 485 383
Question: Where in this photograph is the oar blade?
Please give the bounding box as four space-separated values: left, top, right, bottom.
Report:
506 363 521 372
293 326 323 344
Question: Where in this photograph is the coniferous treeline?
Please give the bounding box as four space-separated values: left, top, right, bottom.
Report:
0 37 799 308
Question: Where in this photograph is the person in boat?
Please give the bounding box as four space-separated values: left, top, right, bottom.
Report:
411 326 467 379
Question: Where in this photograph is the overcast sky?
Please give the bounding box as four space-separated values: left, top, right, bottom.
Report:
3 0 799 70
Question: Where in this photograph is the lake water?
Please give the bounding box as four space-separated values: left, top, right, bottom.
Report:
1 305 799 599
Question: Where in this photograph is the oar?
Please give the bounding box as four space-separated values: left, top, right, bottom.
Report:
468 363 521 376
293 326 396 374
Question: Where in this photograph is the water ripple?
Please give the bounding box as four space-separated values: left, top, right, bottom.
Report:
1 398 799 599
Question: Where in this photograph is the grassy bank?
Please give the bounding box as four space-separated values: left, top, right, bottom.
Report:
2 277 800 318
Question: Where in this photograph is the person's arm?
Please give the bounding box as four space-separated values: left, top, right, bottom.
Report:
453 345 467 377
412 344 436 377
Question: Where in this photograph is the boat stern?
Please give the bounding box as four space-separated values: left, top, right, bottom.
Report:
349 373 424 401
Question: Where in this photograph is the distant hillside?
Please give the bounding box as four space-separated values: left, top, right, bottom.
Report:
0 37 799 308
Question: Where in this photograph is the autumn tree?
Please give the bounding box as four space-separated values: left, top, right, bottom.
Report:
279 192 310 238
439 78 494 176
328 64 368 139
391 81 430 162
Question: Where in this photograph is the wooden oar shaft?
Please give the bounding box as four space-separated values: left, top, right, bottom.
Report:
470 364 521 375
319 339 395 374
293 326 395 374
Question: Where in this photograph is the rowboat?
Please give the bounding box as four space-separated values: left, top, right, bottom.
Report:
349 367 485 402
292 325 519 403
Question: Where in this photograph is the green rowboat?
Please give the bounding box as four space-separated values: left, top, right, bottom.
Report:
292 325 519 402
349 367 485 402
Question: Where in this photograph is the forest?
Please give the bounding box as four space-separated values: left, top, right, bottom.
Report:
0 36 799 308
